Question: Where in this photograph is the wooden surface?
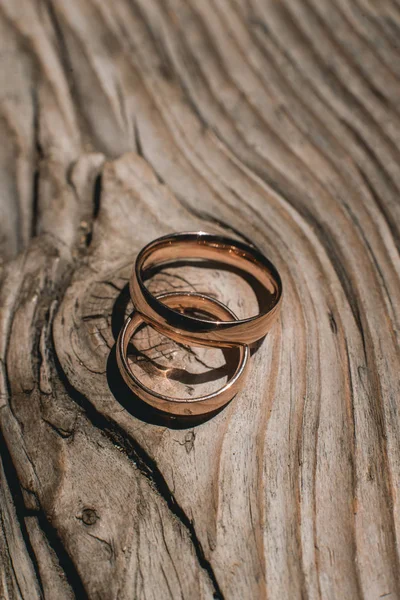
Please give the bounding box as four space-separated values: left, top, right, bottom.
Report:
1 0 400 598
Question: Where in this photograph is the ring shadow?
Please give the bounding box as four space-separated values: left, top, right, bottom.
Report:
107 260 268 428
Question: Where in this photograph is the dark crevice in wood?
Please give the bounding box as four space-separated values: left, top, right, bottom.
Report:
92 174 102 221
51 347 225 600
328 311 338 335
31 169 40 240
41 416 75 439
85 173 103 248
134 119 144 158
81 313 112 322
31 86 43 241
34 511 90 600
101 280 125 293
130 120 165 186
0 429 44 598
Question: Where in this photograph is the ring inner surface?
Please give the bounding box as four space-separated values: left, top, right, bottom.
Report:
122 293 247 402
138 237 281 326
142 242 279 297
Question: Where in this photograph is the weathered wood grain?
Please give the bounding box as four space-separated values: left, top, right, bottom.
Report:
1 0 400 598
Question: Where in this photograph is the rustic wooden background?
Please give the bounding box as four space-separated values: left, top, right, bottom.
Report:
1 0 400 598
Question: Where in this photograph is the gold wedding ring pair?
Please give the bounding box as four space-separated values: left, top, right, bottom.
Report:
116 232 282 417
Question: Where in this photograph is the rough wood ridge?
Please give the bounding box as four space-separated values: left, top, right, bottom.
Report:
1 0 400 598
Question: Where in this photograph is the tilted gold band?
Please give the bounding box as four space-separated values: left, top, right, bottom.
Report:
130 232 282 346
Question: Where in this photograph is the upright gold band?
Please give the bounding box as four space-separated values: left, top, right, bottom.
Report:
117 291 250 417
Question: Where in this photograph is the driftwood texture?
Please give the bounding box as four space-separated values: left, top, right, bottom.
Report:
1 0 400 598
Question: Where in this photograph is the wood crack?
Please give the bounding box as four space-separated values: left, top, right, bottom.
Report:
52 350 225 599
0 429 44 598
34 511 89 600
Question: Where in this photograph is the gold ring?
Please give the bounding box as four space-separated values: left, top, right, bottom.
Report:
130 231 282 346
116 291 250 417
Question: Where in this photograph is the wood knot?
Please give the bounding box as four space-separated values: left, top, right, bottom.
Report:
81 508 98 526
